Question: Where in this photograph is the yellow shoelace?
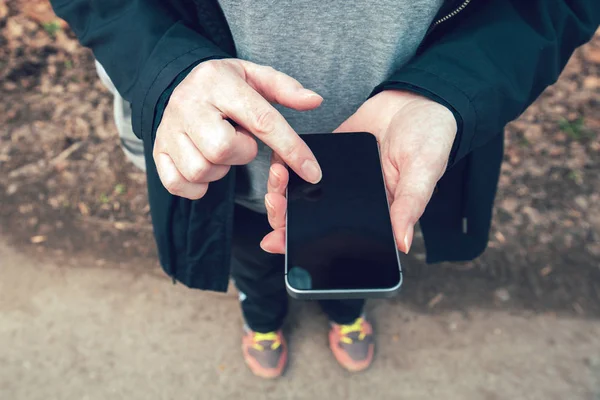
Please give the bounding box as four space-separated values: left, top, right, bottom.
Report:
252 332 281 351
340 318 367 344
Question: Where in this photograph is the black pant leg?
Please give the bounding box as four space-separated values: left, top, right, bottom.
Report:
231 205 366 330
231 205 287 333
319 298 365 325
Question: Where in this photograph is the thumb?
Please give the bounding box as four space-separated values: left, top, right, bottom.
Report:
390 168 438 254
240 60 323 111
390 191 422 254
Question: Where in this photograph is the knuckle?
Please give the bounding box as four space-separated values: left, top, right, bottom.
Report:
216 165 232 180
247 139 259 161
193 59 220 78
155 123 175 143
277 139 298 160
225 164 233 177
153 139 164 156
187 163 209 183
175 60 224 105
199 185 209 198
168 87 188 111
191 184 209 200
251 107 277 136
221 59 246 77
163 177 182 195
155 124 166 139
204 139 233 163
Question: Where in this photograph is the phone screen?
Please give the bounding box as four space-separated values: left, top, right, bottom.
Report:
286 132 402 294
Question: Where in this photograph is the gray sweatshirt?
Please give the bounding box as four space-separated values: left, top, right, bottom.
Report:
217 0 444 213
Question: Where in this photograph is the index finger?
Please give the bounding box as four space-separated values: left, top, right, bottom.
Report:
213 77 322 184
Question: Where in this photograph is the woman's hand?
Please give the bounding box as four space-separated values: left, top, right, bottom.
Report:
154 59 323 200
260 90 457 254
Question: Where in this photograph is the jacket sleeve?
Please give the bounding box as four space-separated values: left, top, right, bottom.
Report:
50 0 232 141
372 0 600 167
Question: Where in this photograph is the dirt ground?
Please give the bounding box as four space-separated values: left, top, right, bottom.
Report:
2 240 600 400
2 1 599 315
1 1 600 399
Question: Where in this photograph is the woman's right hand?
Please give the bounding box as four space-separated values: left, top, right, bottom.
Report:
154 59 323 199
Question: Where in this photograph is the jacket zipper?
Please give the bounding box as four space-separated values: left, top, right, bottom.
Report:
433 0 472 26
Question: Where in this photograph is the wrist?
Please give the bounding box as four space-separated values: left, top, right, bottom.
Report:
376 89 457 133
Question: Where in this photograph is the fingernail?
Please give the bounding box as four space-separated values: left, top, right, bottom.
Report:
299 88 322 99
301 160 322 183
403 225 414 254
260 240 274 254
268 168 280 188
265 195 275 213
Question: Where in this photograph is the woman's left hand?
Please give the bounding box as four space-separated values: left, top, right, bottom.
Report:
260 90 457 254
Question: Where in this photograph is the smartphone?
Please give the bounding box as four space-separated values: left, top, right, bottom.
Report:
285 132 402 300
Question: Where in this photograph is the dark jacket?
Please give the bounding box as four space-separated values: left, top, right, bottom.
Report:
51 0 599 291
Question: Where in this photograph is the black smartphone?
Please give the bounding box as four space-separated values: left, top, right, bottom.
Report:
285 132 402 300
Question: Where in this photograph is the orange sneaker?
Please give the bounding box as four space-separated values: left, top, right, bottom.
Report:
329 317 374 372
242 329 287 379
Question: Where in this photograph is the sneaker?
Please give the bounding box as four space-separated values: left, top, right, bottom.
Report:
242 329 287 379
329 317 374 372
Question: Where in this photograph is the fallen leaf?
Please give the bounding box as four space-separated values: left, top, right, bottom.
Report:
19 204 34 214
523 125 542 142
584 46 600 64
0 0 8 19
6 184 18 195
53 160 68 172
494 288 510 302
540 265 552 277
48 196 61 209
23 0 68 27
522 206 542 225
583 76 600 89
548 146 564 156
428 293 444 308
30 235 47 244
5 19 24 39
78 202 90 216
539 233 553 244
495 231 506 243
574 196 588 209
501 197 518 213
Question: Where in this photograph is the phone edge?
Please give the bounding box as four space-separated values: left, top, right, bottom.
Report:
284 132 404 300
